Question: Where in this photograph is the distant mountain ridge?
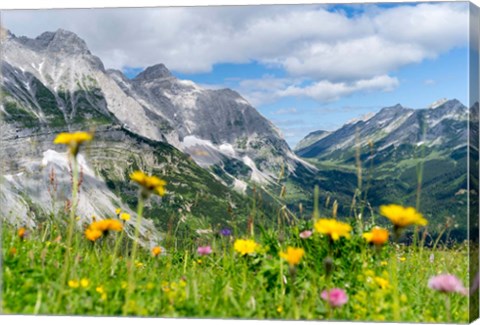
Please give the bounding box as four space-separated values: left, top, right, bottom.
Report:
291 99 470 233
295 99 468 160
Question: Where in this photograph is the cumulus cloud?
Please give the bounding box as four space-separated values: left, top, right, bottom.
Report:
3 3 468 73
237 74 398 105
2 3 468 103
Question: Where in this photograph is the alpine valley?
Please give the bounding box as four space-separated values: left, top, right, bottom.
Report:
0 29 471 242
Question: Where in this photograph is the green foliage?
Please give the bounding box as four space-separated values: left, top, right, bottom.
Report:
1 221 470 321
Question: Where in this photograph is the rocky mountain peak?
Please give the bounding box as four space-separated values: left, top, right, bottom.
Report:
428 98 449 109
14 29 91 55
134 64 173 81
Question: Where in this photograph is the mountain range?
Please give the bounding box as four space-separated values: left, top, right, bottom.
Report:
0 28 473 240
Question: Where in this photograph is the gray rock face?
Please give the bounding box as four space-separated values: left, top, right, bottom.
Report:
1 28 312 233
294 130 330 152
17 29 91 55
134 64 173 80
296 99 468 159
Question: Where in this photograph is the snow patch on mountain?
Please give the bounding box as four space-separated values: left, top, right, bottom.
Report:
242 156 271 183
428 98 449 109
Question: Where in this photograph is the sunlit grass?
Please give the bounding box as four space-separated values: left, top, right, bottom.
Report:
0 130 472 322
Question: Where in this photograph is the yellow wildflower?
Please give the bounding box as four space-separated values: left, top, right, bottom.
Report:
152 246 162 257
130 170 167 197
120 213 131 221
234 239 259 256
135 261 144 268
277 306 283 313
380 261 388 266
115 208 122 215
379 204 427 228
279 247 305 267
399 256 406 262
80 278 90 288
363 227 389 245
374 277 390 289
18 227 27 239
314 218 352 241
84 219 123 241
85 228 102 242
54 131 93 156
68 280 80 289
96 286 107 301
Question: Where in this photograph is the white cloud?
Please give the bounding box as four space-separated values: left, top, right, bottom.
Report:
2 3 468 103
273 107 298 115
237 74 398 105
3 3 468 75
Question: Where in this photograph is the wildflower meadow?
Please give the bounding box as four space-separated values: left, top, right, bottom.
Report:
0 131 473 322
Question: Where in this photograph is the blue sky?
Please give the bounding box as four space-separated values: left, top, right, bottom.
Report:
4 2 470 147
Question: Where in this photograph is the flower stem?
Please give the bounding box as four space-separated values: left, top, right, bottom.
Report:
445 294 451 322
55 155 79 313
123 194 144 315
390 246 400 321
110 228 125 276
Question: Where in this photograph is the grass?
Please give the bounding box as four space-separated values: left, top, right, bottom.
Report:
1 216 470 321
0 131 473 322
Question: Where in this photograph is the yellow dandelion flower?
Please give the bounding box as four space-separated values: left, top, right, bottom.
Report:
130 170 167 197
234 239 259 256
68 280 80 289
54 131 93 156
152 246 162 256
379 204 427 228
105 219 123 231
135 261 144 268
84 219 123 241
399 256 406 262
80 278 90 288
277 306 283 313
363 227 389 245
374 277 390 289
380 261 388 266
279 247 305 267
314 218 352 241
120 213 131 221
18 227 27 239
85 228 102 242
96 287 107 301
115 208 122 215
